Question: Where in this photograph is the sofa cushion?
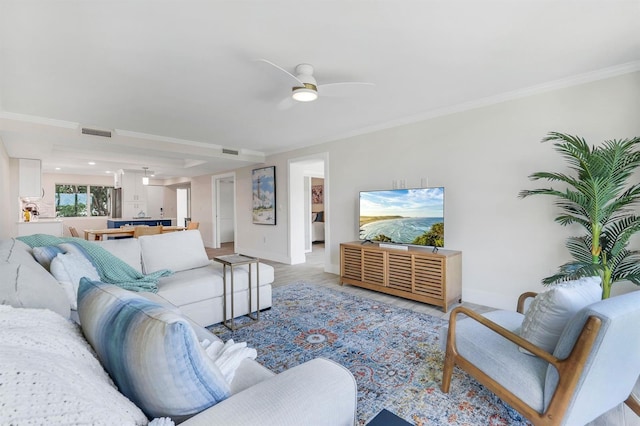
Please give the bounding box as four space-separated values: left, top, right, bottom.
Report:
0 261 70 319
139 230 210 274
77 278 231 422
0 238 39 265
519 277 602 354
50 252 101 310
0 304 147 425
157 262 275 307
96 238 142 273
32 245 65 271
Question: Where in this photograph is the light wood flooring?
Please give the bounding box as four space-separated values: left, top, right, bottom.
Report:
205 242 493 320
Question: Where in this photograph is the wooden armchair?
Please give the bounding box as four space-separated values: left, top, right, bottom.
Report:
133 225 162 238
441 291 640 425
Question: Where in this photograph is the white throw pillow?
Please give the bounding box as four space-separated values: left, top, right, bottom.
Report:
519 276 602 355
50 252 101 310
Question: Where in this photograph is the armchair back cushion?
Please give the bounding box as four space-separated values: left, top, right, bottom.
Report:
139 230 210 274
545 291 640 425
77 278 230 422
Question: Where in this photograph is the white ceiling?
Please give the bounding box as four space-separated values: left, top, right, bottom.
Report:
1 1 638 178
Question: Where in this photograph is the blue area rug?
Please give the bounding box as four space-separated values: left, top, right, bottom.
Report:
208 283 530 425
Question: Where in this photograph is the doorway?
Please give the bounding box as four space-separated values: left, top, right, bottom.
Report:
212 172 236 249
288 153 329 270
176 187 190 227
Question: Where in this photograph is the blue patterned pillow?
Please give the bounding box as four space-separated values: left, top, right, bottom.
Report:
32 245 65 271
77 278 230 421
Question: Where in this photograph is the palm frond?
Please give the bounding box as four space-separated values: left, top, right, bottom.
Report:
603 216 640 256
525 132 640 292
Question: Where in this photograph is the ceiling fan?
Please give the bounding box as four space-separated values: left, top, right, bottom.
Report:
258 59 374 109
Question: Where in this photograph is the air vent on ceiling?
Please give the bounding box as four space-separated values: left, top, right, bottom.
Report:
222 148 239 156
82 127 112 138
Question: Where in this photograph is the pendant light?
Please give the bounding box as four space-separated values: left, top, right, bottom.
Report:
142 167 149 185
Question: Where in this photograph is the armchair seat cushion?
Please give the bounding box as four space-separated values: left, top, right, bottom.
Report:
448 310 548 412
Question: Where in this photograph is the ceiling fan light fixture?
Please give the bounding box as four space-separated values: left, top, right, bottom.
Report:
292 83 318 102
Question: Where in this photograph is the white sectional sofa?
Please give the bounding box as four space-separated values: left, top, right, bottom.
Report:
0 235 358 425
96 230 274 327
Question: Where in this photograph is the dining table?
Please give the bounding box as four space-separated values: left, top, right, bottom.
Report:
83 225 186 241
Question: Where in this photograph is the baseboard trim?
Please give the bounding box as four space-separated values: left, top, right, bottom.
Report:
463 288 513 311
235 246 291 264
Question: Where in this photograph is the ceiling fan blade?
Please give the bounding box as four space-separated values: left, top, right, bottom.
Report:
317 82 375 98
277 96 296 110
257 59 304 86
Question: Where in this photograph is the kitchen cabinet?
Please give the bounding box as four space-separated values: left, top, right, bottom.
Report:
19 159 42 199
121 171 148 203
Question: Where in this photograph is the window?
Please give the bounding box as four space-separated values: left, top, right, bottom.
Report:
55 184 112 217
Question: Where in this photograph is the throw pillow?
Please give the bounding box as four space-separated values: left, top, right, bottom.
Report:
50 252 101 310
77 278 231 421
32 245 64 271
0 305 148 425
519 276 602 355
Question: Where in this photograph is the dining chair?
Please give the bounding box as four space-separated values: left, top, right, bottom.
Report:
186 221 200 230
133 225 163 238
68 226 80 237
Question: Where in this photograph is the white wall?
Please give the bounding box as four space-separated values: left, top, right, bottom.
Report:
232 71 640 310
0 137 13 238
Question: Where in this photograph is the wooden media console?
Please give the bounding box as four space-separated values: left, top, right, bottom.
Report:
340 241 462 312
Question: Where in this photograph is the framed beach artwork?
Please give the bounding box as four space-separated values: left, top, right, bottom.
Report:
252 166 276 225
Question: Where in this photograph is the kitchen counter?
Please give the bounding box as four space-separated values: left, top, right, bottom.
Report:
110 217 175 221
107 218 174 228
17 219 64 237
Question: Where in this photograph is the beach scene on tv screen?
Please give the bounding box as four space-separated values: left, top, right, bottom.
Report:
359 187 444 247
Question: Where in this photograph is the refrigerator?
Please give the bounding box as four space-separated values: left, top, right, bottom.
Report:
110 188 122 218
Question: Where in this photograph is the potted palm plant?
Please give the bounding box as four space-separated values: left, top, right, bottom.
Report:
519 132 640 299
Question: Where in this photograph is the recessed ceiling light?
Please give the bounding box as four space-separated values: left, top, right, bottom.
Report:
55 167 61 171
105 170 112 174
88 161 96 165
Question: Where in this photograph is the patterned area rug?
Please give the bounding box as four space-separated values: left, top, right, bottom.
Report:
208 283 530 425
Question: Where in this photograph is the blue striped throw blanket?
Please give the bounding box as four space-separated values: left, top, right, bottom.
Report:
17 234 172 292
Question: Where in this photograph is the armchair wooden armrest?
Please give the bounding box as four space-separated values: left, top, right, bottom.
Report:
517 291 538 314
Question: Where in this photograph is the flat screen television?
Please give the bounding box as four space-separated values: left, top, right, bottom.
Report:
359 187 444 247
